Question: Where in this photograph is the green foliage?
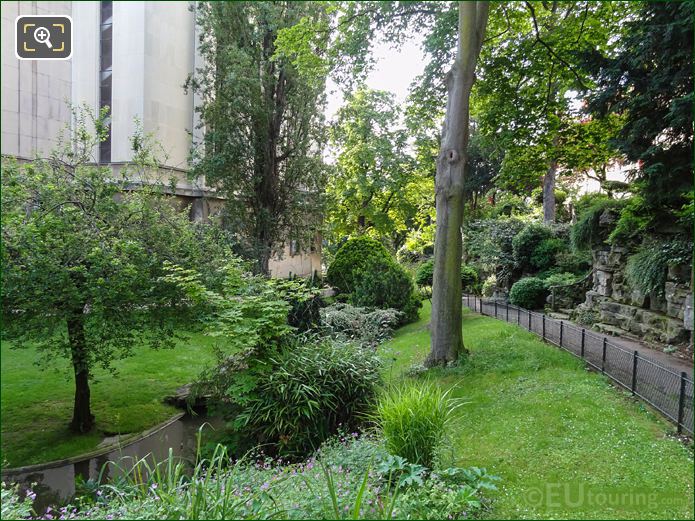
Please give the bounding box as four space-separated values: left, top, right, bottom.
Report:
199 336 381 459
374 382 457 468
583 1 693 235
0 106 231 430
607 195 650 245
266 278 323 332
320 303 402 349
12 433 497 520
1 483 33 519
327 237 420 324
542 272 579 288
529 238 566 272
326 236 392 294
415 259 435 287
415 260 478 292
625 241 693 298
327 88 429 248
512 223 552 270
395 467 499 520
481 275 497 297
185 2 327 273
464 218 526 286
554 249 592 275
352 258 422 325
570 197 626 250
460 265 479 293
509 277 547 309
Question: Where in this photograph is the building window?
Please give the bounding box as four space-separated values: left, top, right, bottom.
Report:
99 1 113 163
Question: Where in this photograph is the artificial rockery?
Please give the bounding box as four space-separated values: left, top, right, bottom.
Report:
571 205 692 348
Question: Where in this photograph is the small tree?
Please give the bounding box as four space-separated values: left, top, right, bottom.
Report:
1 107 229 432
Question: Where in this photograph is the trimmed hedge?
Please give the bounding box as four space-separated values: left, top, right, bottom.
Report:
415 259 479 292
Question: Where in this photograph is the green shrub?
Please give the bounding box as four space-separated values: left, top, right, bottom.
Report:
625 241 693 298
320 303 402 348
542 272 579 288
326 236 392 294
210 337 382 459
352 257 421 324
571 197 626 250
267 278 323 332
415 260 479 292
555 249 592 274
509 277 547 309
415 259 435 287
512 223 553 270
460 265 479 292
529 237 566 271
481 274 497 297
374 382 457 468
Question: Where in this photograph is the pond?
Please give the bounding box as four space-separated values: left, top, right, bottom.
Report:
1 412 225 514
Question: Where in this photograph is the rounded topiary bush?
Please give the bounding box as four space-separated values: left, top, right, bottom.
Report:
353 257 422 324
509 277 547 309
326 236 391 294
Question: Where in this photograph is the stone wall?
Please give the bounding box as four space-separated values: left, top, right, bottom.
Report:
576 244 692 345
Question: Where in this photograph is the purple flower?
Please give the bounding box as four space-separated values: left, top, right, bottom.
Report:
260 482 270 491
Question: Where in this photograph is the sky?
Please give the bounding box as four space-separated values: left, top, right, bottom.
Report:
324 35 428 122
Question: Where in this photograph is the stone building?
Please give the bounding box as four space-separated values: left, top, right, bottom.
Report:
1 0 321 277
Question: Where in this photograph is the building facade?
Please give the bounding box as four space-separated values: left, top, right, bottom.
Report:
1 0 321 277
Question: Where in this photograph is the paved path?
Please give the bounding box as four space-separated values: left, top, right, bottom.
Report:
604 334 693 378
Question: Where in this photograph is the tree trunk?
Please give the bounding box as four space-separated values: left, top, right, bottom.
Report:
427 2 489 367
542 158 557 224
67 310 95 433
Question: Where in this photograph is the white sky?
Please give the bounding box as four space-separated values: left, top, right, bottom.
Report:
324 35 427 122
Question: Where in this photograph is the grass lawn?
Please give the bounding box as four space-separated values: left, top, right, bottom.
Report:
381 301 694 519
1 332 220 468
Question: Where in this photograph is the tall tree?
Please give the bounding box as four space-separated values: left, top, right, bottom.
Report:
582 1 693 232
186 1 328 275
426 2 489 366
328 88 419 247
1 108 229 432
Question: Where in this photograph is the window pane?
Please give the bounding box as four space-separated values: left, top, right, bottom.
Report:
100 39 112 70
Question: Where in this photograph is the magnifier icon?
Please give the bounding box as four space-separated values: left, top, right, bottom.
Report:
34 26 53 49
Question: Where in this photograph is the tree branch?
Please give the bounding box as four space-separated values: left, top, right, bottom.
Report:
524 1 588 90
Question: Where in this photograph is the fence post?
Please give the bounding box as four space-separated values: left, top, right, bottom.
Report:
559 321 563 347
494 300 498 318
517 306 520 326
631 350 638 395
528 309 531 331
542 315 546 340
580 328 585 358
677 371 687 434
601 337 607 373
506 302 509 322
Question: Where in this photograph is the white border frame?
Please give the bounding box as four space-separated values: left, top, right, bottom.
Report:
15 14 73 61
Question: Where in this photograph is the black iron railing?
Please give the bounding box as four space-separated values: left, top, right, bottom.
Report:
463 294 694 435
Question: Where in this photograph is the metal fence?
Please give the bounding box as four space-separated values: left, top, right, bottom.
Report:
463 294 694 435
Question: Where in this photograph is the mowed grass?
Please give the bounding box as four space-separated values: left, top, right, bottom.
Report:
1 332 220 468
381 301 694 519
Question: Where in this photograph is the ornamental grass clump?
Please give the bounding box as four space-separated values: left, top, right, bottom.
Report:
374 382 458 468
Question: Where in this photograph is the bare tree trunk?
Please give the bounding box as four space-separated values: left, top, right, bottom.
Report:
543 159 557 224
427 2 489 367
68 309 95 433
